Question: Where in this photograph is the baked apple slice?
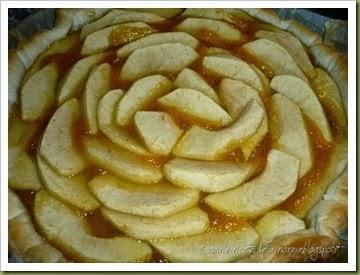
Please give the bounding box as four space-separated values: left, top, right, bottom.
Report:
311 68 347 130
219 78 268 159
80 9 164 38
205 149 300 218
102 207 209 240
176 18 245 43
173 100 264 160
83 137 162 184
21 63 58 121
117 32 199 58
116 75 172 126
271 75 333 142
174 68 219 103
150 227 259 262
89 174 199 218
255 210 306 244
9 146 42 190
270 93 313 177
158 88 232 127
255 30 316 79
39 99 88 176
242 38 308 82
203 54 265 93
83 63 111 134
57 52 111 104
134 111 183 155
98 89 151 156
81 22 155 56
120 43 199 81
164 158 257 193
34 190 152 262
37 155 99 211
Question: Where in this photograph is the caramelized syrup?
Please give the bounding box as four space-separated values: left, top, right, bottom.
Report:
278 118 334 216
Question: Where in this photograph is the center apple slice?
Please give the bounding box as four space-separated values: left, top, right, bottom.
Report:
173 100 264 160
158 88 232 127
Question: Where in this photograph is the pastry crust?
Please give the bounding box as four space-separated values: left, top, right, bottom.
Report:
8 9 109 114
238 230 342 263
8 8 348 263
8 189 66 262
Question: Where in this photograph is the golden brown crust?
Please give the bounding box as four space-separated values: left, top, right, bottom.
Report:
307 200 347 240
8 189 66 263
324 168 348 204
280 19 322 47
238 230 342 262
8 9 109 114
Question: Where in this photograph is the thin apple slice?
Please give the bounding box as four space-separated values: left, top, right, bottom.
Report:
22 34 79 84
20 63 58 121
39 99 88 176
164 158 257 193
9 146 42 190
102 207 209 240
83 63 111 134
255 210 305 243
9 115 38 148
176 18 245 43
158 88 232 127
81 22 155 56
242 38 308 82
34 190 152 262
117 32 199 58
205 149 300 218
126 8 183 18
83 137 162 184
270 93 313 177
203 54 265 93
255 30 316 79
219 78 268 159
150 228 259 262
37 155 99 211
98 90 151 156
182 8 237 24
174 68 219 103
311 68 347 129
80 9 164 39
120 43 199 81
57 52 111 105
134 111 183 155
116 75 172 126
89 174 200 218
271 75 332 142
251 64 270 93
173 100 264 160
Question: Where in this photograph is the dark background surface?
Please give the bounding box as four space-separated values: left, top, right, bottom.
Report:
8 8 348 28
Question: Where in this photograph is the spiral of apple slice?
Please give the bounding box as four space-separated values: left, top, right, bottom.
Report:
205 149 300 218
34 190 152 262
173 99 265 160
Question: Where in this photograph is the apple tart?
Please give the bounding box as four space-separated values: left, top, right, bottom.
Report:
8 8 348 263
